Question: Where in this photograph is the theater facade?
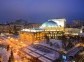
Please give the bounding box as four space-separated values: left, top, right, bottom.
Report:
19 19 66 44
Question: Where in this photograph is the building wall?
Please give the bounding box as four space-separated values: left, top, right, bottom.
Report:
64 28 80 35
45 31 64 39
19 31 45 45
0 24 10 33
48 19 66 27
24 23 41 29
0 24 24 33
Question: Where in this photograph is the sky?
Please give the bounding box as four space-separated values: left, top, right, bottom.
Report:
0 0 84 23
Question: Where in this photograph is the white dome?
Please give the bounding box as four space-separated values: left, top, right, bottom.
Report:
40 21 58 29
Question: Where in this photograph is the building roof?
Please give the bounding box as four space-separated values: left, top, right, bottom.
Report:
40 21 58 29
21 28 44 32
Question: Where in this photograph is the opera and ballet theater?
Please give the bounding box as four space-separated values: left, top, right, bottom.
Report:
19 19 67 44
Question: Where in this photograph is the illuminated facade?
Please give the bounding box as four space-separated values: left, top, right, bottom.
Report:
65 28 80 35
19 19 66 44
48 19 66 27
39 19 65 38
20 28 45 45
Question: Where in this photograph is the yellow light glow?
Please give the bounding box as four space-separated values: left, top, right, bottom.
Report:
8 37 10 38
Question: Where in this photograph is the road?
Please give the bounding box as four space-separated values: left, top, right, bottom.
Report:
1 36 84 62
0 36 31 62
67 43 84 57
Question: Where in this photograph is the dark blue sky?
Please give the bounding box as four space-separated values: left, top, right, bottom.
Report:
0 0 84 23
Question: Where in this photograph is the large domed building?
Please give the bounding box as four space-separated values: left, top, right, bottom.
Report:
40 21 58 29
20 19 66 44
39 20 65 32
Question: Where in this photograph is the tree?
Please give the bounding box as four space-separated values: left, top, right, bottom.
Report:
13 25 18 35
7 45 10 51
67 40 74 50
61 35 67 48
44 35 49 44
8 49 14 62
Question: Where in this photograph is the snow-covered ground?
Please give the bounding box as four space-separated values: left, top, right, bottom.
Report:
0 47 11 62
21 39 62 62
39 39 63 51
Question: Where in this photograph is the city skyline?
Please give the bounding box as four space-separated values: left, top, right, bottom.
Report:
0 0 84 23
0 1 84 61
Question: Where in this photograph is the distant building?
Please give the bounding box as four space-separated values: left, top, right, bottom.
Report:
0 24 24 34
0 22 41 34
72 20 84 28
24 23 41 29
64 28 80 36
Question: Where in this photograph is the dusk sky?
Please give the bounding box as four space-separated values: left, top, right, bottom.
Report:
0 0 84 23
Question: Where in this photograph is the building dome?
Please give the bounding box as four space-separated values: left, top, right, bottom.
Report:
40 21 58 29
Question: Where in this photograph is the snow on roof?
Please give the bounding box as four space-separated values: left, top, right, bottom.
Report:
25 44 60 61
28 52 40 58
38 57 52 62
21 28 44 32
